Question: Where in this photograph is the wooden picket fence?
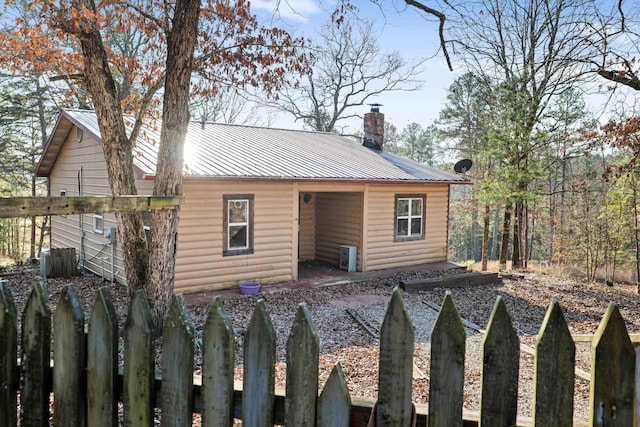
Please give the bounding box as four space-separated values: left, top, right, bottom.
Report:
0 280 636 426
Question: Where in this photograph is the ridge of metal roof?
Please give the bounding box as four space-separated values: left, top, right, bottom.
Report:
37 109 471 184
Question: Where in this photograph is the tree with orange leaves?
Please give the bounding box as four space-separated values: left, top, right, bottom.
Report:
0 0 308 329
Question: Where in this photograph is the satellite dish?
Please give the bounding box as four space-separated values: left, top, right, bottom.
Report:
454 158 473 174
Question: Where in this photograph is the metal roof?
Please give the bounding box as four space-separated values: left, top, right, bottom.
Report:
37 109 469 184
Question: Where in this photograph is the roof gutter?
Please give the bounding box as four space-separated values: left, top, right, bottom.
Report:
141 174 472 185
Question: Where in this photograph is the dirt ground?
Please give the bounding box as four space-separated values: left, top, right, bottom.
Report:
2 262 639 424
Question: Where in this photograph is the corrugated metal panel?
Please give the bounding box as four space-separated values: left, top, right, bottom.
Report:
57 109 469 183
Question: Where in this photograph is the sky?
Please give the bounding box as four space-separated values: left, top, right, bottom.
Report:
249 0 639 134
250 1 461 132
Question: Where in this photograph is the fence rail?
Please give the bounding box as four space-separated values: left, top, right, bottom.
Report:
0 280 636 426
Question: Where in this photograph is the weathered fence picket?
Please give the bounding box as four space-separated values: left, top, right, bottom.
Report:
480 296 520 426
161 295 195 426
87 286 119 426
590 302 635 426
53 284 86 426
0 280 17 426
202 296 235 427
242 299 276 427
428 291 465 427
317 363 351 427
285 303 319 425
20 282 51 427
1 282 639 426
377 288 415 427
533 298 575 426
123 290 155 427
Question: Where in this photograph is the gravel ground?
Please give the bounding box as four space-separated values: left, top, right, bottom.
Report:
3 264 640 425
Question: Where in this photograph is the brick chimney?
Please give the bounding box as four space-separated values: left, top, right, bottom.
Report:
362 104 384 151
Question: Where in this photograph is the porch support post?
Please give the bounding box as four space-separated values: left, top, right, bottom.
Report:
361 184 369 272
291 182 299 281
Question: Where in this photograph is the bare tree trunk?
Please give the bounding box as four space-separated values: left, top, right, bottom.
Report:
73 0 148 292
549 185 556 263
634 182 640 293
559 153 567 263
37 216 48 259
472 199 480 262
30 173 36 259
491 208 500 260
31 78 49 260
512 201 522 269
481 202 490 271
528 203 533 262
524 200 530 268
146 0 201 331
499 203 512 271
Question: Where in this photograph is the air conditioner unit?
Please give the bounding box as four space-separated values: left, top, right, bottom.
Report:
40 250 51 278
339 245 357 272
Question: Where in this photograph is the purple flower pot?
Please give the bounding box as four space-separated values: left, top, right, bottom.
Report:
239 281 260 295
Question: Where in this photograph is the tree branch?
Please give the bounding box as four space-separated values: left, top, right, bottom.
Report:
597 69 640 91
404 0 453 71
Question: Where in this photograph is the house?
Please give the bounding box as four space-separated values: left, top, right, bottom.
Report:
35 107 470 293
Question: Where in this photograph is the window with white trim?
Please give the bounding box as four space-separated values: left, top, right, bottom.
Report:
223 194 254 256
394 194 425 241
93 213 104 234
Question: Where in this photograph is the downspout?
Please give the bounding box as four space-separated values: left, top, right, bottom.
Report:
111 229 115 282
78 167 83 270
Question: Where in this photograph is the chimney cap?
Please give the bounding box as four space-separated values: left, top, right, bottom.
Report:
368 103 383 113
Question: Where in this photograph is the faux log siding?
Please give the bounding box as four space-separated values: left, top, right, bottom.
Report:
173 181 295 292
298 193 315 261
315 192 363 269
46 124 452 290
366 184 449 271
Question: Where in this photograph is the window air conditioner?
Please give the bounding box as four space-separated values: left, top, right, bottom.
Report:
339 245 357 272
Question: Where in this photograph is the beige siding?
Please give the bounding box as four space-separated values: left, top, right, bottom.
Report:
48 130 128 283
315 192 363 269
48 129 156 286
47 124 452 292
365 184 450 271
174 181 295 292
298 192 315 261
